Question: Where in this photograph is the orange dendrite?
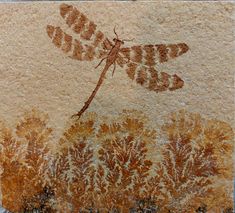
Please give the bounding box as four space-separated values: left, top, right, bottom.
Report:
0 109 233 212
0 109 53 212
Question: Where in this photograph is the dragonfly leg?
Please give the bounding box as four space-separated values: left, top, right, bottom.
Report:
103 39 113 50
106 38 113 48
123 56 130 64
112 62 116 77
95 57 107 69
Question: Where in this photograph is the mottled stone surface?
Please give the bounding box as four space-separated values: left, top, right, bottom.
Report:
0 2 233 212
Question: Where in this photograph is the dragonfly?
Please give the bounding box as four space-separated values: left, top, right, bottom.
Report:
46 3 189 118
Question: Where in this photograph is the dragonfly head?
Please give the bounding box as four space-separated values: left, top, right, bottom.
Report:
113 38 124 45
113 26 133 45
113 26 124 45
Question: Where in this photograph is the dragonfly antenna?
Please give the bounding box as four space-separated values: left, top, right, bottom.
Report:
113 25 119 40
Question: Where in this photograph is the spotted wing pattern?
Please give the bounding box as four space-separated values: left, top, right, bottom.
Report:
118 43 189 66
124 64 184 92
46 3 112 61
47 3 189 93
116 43 189 92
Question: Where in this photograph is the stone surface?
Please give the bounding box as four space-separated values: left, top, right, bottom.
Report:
0 2 233 212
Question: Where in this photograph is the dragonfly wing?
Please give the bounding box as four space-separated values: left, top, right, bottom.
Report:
116 43 188 92
47 25 109 61
118 43 189 67
46 4 113 61
59 4 113 50
118 60 184 92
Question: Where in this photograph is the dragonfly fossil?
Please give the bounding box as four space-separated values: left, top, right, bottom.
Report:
47 3 189 118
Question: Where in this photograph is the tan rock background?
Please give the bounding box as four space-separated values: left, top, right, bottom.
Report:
0 1 233 142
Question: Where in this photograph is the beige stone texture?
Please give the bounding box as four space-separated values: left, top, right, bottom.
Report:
0 1 233 142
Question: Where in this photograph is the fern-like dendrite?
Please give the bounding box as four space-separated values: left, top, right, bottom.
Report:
0 109 233 212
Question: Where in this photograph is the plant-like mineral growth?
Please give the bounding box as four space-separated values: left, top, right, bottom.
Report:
0 109 233 212
0 109 53 212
